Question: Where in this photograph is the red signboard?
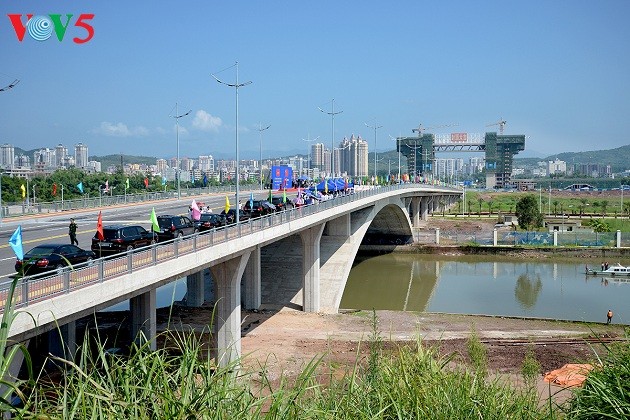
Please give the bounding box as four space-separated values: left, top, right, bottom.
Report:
451 133 467 142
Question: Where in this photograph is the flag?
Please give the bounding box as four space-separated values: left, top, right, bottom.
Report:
104 180 109 193
268 187 273 202
150 207 160 233
125 178 130 189
282 189 287 203
203 173 208 187
224 195 231 214
324 179 328 194
77 182 84 194
20 184 25 198
161 176 167 186
191 199 201 221
52 183 57 196
9 226 23 261
144 178 149 188
249 192 254 209
96 211 104 240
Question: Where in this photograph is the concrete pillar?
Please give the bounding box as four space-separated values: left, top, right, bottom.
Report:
553 231 558 247
325 213 350 237
435 228 440 245
211 252 250 368
421 197 429 221
300 223 325 313
186 271 204 307
493 229 498 246
242 246 261 310
617 230 621 248
411 197 421 227
130 289 156 351
48 320 76 361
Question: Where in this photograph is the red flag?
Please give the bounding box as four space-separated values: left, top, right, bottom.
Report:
52 183 57 196
144 178 149 188
96 211 104 240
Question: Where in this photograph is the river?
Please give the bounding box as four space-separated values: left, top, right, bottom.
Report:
340 254 629 324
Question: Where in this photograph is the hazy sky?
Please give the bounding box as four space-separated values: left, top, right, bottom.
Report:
1 1 629 160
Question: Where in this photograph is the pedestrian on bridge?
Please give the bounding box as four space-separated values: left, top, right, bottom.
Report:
69 218 78 245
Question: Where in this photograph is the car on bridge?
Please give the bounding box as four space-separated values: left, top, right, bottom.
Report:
91 225 157 257
15 244 96 276
156 215 196 241
243 200 275 218
270 196 292 212
220 209 251 224
194 213 227 232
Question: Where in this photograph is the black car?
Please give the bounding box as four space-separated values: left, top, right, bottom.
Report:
194 213 226 232
220 209 251 224
15 244 96 275
91 225 157 257
271 196 292 211
243 200 275 217
156 215 196 241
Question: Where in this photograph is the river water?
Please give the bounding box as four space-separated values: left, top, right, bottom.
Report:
340 254 629 324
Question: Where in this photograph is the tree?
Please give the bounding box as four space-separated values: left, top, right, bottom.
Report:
552 200 559 215
601 200 608 216
477 198 484 216
515 195 543 230
487 199 494 215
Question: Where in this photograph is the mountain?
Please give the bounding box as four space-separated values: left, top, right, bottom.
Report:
515 144 630 172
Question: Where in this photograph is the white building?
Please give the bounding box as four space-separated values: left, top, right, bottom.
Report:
198 155 214 173
74 143 89 168
547 158 567 175
1 144 15 168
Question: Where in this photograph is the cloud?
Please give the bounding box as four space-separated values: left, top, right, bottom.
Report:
192 110 222 132
94 122 149 137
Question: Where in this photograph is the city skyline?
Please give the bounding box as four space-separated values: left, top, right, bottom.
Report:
1 1 629 159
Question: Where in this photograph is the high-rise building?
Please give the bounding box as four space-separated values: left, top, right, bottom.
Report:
55 144 67 168
338 134 368 177
311 143 326 171
547 158 566 175
0 144 15 168
181 157 195 171
156 159 168 174
34 148 56 168
74 143 89 168
198 155 214 173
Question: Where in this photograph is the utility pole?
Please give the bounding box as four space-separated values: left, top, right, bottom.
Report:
365 120 383 181
319 99 343 177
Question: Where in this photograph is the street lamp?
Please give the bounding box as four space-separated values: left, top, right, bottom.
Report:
318 99 342 177
212 61 252 224
365 120 382 181
0 78 19 223
0 79 19 92
389 134 402 183
258 123 270 191
170 103 191 201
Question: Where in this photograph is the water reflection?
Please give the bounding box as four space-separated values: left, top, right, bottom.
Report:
341 254 630 323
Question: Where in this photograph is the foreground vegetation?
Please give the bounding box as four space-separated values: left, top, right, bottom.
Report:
1 308 629 419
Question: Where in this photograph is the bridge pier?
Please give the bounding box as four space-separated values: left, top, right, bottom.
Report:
48 320 77 361
130 290 156 351
186 271 205 307
300 223 325 313
421 197 429 221
411 197 421 227
211 252 250 368
242 246 261 310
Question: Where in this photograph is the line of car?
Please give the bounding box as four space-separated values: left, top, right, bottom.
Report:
15 197 294 276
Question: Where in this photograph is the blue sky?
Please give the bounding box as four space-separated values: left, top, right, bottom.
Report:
1 0 629 160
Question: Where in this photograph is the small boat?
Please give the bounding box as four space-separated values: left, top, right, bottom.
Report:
585 263 630 276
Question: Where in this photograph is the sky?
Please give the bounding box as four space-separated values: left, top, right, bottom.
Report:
1 0 629 161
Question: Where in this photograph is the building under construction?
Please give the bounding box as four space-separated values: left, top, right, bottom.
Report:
397 131 525 189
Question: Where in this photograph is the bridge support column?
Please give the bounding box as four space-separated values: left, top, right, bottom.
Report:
325 214 351 237
421 197 429 221
300 223 325 313
186 271 204 307
211 252 250 368
411 197 421 227
131 289 156 351
243 246 261 310
48 320 77 361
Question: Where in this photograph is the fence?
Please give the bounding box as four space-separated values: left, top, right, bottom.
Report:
425 228 626 248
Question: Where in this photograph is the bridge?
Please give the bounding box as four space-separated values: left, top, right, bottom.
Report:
3 184 461 367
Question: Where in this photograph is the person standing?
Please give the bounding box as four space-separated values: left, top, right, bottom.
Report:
69 218 78 245
607 309 613 324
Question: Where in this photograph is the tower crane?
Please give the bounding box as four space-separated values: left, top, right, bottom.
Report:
411 123 457 136
486 118 507 135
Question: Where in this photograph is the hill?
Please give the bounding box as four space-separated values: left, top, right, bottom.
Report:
515 144 630 172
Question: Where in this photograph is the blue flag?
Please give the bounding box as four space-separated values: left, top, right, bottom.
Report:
161 176 167 186
249 191 254 209
77 182 84 194
9 226 24 260
191 172 195 183
203 173 208 187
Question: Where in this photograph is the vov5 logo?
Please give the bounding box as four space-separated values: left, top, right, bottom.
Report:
8 14 95 44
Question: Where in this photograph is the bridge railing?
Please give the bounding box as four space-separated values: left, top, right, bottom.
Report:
2 183 459 311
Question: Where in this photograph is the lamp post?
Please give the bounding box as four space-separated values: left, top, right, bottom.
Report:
170 103 191 201
1 79 19 222
318 99 342 177
60 184 64 210
212 61 252 224
365 120 382 181
303 135 319 177
258 123 270 191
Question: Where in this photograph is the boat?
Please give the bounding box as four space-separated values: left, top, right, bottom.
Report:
585 263 630 276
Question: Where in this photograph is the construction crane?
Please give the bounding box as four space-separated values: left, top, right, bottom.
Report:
486 118 507 134
411 123 457 136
